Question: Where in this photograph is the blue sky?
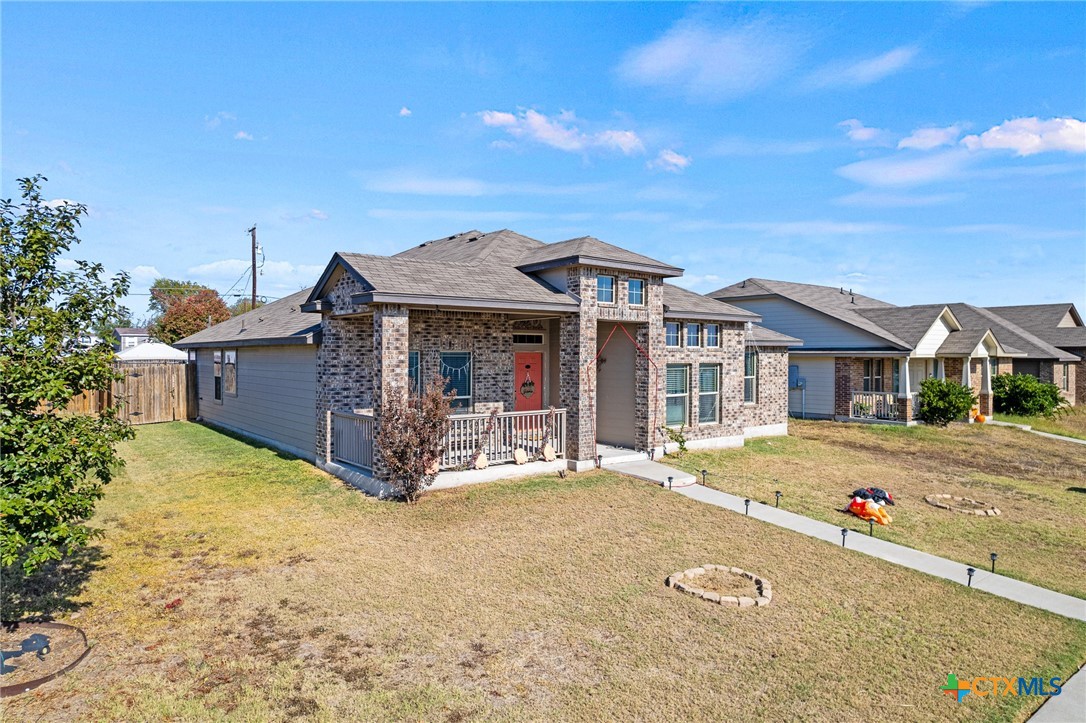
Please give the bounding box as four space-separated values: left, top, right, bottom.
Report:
4 2 1084 317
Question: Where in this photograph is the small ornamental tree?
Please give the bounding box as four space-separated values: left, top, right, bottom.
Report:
148 277 210 317
993 373 1067 418
377 373 454 502
1 176 135 573
917 377 977 427
151 288 230 344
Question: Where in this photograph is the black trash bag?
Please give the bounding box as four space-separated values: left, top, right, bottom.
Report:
850 488 875 500
867 487 895 505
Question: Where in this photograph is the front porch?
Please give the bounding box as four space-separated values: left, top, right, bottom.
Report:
847 391 919 423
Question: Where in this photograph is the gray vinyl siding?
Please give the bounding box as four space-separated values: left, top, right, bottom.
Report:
787 356 834 418
196 345 317 458
726 297 889 350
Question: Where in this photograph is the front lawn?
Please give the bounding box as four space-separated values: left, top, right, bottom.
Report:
995 405 1086 441
672 419 1086 599
2 422 1084 721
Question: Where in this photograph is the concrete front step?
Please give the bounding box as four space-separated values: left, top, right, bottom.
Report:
596 444 649 466
608 460 697 487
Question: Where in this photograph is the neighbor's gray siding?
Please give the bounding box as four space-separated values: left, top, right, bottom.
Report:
788 356 834 418
725 297 889 350
196 345 317 458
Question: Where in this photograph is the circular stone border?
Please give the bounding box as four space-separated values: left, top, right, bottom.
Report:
924 494 1001 516
665 565 772 607
0 621 92 698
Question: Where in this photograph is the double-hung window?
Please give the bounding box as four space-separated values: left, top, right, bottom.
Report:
440 351 472 410
705 324 719 348
628 278 645 306
990 358 999 378
863 359 884 392
665 364 689 426
665 322 681 347
743 350 758 403
596 275 615 304
698 365 720 424
213 350 223 401
1062 363 1070 391
408 350 421 396
687 323 701 348
223 349 237 395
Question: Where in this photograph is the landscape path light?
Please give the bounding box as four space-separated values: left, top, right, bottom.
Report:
967 567 976 587
990 552 998 573
841 528 848 547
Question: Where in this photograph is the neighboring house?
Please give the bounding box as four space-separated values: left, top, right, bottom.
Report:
113 327 151 350
176 230 797 493
115 341 189 362
985 303 1085 405
72 332 102 349
705 279 1074 424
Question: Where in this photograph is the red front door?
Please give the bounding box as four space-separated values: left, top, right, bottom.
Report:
514 352 544 411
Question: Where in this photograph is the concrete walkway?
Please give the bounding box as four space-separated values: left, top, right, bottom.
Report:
989 419 1086 446
1028 663 1086 722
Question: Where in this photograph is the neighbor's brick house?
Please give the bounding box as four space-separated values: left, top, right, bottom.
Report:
177 230 796 494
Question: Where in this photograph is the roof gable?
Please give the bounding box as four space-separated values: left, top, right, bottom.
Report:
948 304 1077 361
516 236 683 277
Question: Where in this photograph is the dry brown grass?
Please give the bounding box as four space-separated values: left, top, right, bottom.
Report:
2 422 1083 722
688 569 758 598
673 419 1086 599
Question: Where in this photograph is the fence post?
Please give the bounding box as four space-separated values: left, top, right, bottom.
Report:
326 410 333 464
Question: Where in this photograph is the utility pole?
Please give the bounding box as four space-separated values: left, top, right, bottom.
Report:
248 225 257 308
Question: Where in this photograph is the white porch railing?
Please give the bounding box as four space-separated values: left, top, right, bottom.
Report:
442 408 567 469
850 391 900 420
330 410 375 470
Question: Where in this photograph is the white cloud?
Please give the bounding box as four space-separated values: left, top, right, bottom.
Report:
478 108 644 155
399 106 412 117
837 119 890 144
188 259 248 277
56 258 80 272
43 198 77 209
710 136 826 156
647 149 692 173
125 265 162 285
670 273 725 292
279 208 330 222
836 149 971 187
309 209 328 221
617 17 807 101
234 131 254 141
363 170 612 197
961 117 1085 156
204 111 236 130
186 259 325 290
805 46 919 89
834 190 963 207
898 124 963 150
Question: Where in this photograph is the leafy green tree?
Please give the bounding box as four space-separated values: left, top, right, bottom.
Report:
1 176 134 573
917 377 977 427
993 373 1067 418
150 288 230 343
229 297 265 316
148 277 209 317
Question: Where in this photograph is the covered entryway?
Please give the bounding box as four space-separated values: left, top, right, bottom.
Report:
514 351 544 411
595 321 637 449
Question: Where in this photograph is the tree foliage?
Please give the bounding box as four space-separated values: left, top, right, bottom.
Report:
148 277 210 317
230 298 265 317
993 373 1067 418
377 374 454 502
917 377 977 427
150 288 230 344
1 176 134 573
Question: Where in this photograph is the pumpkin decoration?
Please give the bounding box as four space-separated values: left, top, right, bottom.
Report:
975 414 987 424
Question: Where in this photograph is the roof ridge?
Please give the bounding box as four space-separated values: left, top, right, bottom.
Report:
962 304 1070 359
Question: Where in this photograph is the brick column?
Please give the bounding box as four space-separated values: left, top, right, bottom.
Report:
834 358 856 417
372 304 409 479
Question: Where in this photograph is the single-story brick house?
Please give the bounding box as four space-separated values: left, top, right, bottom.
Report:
707 278 1076 424
985 303 1084 406
176 230 797 493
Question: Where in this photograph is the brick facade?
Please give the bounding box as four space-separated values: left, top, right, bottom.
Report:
1075 359 1086 407
741 347 789 430
661 321 745 442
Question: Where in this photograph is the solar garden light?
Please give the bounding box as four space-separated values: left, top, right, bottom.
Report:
990 552 998 573
774 490 782 508
967 567 976 587
868 519 875 537
744 499 751 515
840 528 848 547
701 469 708 485
596 454 602 469
667 476 673 490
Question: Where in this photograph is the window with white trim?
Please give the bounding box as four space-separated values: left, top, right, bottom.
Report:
665 322 680 347
596 275 615 304
223 349 237 395
705 324 719 348
686 323 701 348
698 364 720 424
666 364 689 426
440 351 472 410
213 350 223 401
628 278 645 306
743 350 758 403
1062 363 1070 391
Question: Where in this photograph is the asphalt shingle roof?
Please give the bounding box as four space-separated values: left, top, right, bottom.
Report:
748 325 803 346
935 328 993 356
174 288 321 348
948 304 1076 361
854 305 951 347
709 278 907 347
661 283 760 322
516 236 683 277
393 229 545 265
987 304 1081 330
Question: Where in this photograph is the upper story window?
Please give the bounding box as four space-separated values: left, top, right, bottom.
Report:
665 322 680 347
705 324 719 348
596 275 615 304
687 323 701 348
628 278 645 306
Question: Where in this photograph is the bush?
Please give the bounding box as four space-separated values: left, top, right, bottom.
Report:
917 377 977 427
377 374 454 502
993 373 1067 418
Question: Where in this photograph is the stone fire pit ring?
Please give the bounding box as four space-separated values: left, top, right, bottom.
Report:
666 565 772 607
924 494 1001 516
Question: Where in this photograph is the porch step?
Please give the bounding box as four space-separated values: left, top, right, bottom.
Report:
608 460 697 487
596 445 649 466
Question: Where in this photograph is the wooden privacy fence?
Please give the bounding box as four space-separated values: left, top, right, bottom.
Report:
63 361 197 425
